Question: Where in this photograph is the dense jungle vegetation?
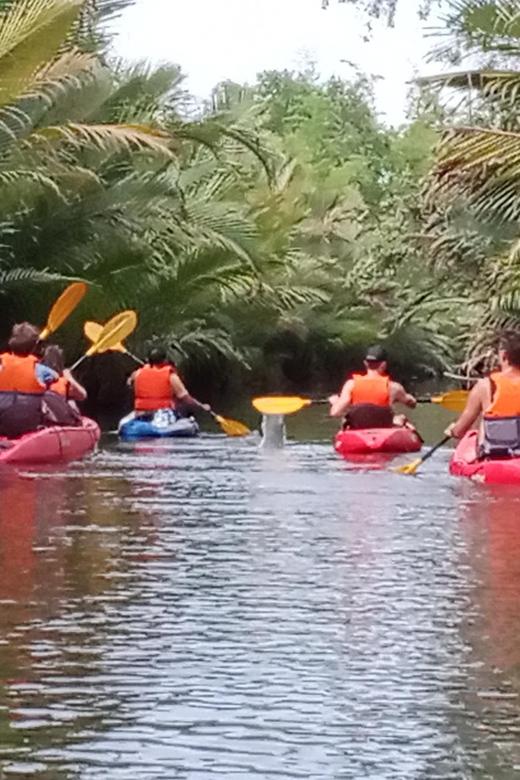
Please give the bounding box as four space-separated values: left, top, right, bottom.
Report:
1 0 520 402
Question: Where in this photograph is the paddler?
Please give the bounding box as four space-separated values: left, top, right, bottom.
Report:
0 323 58 437
42 344 87 405
0 323 57 389
445 330 520 456
329 344 417 428
128 346 210 418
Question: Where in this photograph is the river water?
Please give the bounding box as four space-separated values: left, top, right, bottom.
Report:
2 406 520 778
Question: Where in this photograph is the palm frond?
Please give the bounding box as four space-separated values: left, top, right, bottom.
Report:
0 266 75 289
27 121 176 157
0 0 82 107
429 125 520 221
426 0 520 64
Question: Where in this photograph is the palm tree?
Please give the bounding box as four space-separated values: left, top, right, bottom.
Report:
415 0 520 359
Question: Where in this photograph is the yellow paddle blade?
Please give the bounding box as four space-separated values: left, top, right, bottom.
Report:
40 282 88 339
431 390 469 412
84 320 126 353
395 458 423 475
252 396 312 415
214 415 250 437
86 310 138 357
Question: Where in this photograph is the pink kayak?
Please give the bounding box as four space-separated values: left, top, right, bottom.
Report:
334 427 422 456
450 430 520 484
0 417 100 465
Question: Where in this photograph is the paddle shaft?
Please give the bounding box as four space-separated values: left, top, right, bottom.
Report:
417 396 461 403
126 351 145 366
420 435 452 465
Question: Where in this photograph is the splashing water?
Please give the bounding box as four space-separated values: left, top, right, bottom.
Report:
260 413 286 448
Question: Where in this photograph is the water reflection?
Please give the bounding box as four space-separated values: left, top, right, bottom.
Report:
2 437 520 777
0 464 163 778
459 487 520 672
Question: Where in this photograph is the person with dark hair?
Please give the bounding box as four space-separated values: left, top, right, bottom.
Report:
446 330 520 455
43 344 87 403
128 346 210 417
0 323 57 393
0 323 58 437
329 344 416 428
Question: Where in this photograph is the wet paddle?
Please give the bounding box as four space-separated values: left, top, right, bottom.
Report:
70 310 138 371
418 390 469 412
253 391 469 416
209 411 250 437
395 435 452 475
40 282 88 340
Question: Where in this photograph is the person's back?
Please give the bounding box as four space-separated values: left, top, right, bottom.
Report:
0 323 55 437
329 345 416 428
446 331 520 457
128 346 211 421
133 348 177 414
43 344 87 403
0 323 47 394
350 370 391 408
485 369 520 418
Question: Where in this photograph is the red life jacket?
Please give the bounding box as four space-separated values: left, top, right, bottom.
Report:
486 371 520 418
50 376 69 397
134 364 176 412
351 373 391 407
0 354 44 393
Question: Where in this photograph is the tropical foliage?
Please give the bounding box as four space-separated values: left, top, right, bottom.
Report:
5 0 516 400
418 0 520 370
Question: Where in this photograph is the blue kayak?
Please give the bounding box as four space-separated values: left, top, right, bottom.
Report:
119 409 199 441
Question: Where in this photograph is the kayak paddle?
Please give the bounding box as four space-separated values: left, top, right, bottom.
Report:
70 310 138 371
252 390 469 416
395 435 452 475
253 396 320 415
40 282 88 340
210 411 250 437
84 320 144 364
418 390 469 412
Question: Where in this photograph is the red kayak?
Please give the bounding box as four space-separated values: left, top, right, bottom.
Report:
0 417 100 465
450 430 520 484
334 427 422 456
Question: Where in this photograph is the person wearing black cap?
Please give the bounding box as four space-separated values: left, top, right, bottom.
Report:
329 344 416 428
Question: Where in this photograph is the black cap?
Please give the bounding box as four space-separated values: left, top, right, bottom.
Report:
365 344 387 363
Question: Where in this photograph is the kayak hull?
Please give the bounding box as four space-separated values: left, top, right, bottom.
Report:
119 416 199 441
334 427 422 456
450 431 520 484
0 417 100 465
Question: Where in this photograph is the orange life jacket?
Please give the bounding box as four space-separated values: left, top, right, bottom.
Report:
0 353 44 394
486 371 520 418
50 376 69 397
351 373 391 407
134 364 175 412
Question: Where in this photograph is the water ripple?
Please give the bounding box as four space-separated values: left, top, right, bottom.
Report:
1 437 520 777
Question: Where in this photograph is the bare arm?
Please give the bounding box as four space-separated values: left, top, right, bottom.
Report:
390 382 416 409
171 373 189 399
447 380 486 439
127 370 137 388
64 369 87 402
171 374 211 411
329 380 353 418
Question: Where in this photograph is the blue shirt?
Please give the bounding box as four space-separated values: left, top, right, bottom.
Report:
36 363 58 385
